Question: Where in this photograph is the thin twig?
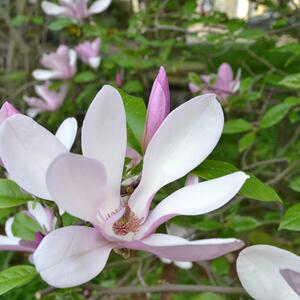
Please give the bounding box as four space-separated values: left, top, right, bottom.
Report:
244 158 288 171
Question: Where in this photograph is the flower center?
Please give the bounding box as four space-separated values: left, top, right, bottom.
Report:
112 205 143 236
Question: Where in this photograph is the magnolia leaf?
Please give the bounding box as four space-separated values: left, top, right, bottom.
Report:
193 160 282 203
260 103 289 129
48 18 74 31
229 215 259 232
289 176 300 192
279 203 300 231
280 73 300 90
119 89 146 153
0 179 34 208
0 265 37 296
223 119 252 134
74 71 97 83
238 132 255 152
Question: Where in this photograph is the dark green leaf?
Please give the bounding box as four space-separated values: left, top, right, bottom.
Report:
279 203 300 231
229 215 259 232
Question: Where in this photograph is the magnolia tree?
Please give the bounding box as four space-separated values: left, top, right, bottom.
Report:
0 0 300 299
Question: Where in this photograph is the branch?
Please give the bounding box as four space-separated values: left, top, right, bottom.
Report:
85 283 246 296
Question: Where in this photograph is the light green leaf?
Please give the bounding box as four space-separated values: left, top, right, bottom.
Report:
279 203 300 231
119 89 146 153
193 160 282 203
212 257 230 276
48 17 74 31
229 215 259 232
0 265 37 296
123 80 143 93
12 213 42 240
284 97 300 107
0 179 34 208
74 71 98 83
289 176 300 192
223 119 252 134
238 132 255 152
260 103 289 129
280 73 300 90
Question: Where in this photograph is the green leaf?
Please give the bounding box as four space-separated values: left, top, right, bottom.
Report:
10 15 29 27
48 18 74 31
0 265 37 296
223 119 252 134
260 103 289 129
0 179 34 208
12 213 42 240
188 72 201 86
284 97 300 107
123 80 143 94
194 292 225 300
212 257 230 276
74 71 98 83
229 215 259 232
119 89 146 153
289 176 300 192
238 132 255 152
280 73 300 90
193 160 282 203
279 203 300 231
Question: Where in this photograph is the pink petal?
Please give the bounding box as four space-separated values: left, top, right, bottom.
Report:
214 63 233 92
281 269 300 296
201 75 211 84
126 147 142 167
125 234 244 261
46 153 108 224
0 102 19 124
137 172 248 238
82 85 126 214
33 226 113 288
142 66 170 150
129 94 224 220
188 82 200 94
0 235 35 252
0 115 67 199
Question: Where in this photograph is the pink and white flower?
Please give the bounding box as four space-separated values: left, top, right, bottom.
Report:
18 85 250 288
0 201 56 252
0 116 77 200
75 38 101 69
24 83 68 117
0 102 19 124
237 245 300 299
189 63 241 103
42 0 112 22
33 45 77 81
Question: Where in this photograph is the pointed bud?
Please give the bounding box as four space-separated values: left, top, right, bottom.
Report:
142 66 170 151
0 101 19 124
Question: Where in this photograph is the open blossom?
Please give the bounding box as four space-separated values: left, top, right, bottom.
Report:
142 66 170 151
237 245 300 299
2 84 248 288
0 116 77 201
0 202 56 252
33 45 77 81
189 63 241 103
42 0 112 22
75 38 101 69
24 83 68 117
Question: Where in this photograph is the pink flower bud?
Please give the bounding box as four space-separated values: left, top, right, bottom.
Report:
75 38 101 69
115 72 123 87
142 66 170 151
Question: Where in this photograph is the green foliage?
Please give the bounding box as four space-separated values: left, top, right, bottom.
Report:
280 73 300 89
0 180 34 208
279 203 300 231
12 213 42 240
223 119 252 134
260 103 290 129
0 266 37 296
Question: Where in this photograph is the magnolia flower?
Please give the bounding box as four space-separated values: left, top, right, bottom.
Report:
23 85 250 288
33 45 77 81
42 0 112 22
237 245 300 300
0 202 56 252
0 116 77 201
0 102 18 124
189 63 241 102
76 38 101 69
142 66 170 151
24 83 68 117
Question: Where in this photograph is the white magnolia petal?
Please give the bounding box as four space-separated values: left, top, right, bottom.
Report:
125 234 244 261
82 85 126 214
88 0 112 14
174 261 193 269
0 115 67 199
46 153 108 224
41 1 67 15
89 57 101 69
5 217 15 238
237 245 300 300
33 226 113 288
55 117 78 151
129 94 224 219
32 69 57 81
138 172 248 238
68 49 77 67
